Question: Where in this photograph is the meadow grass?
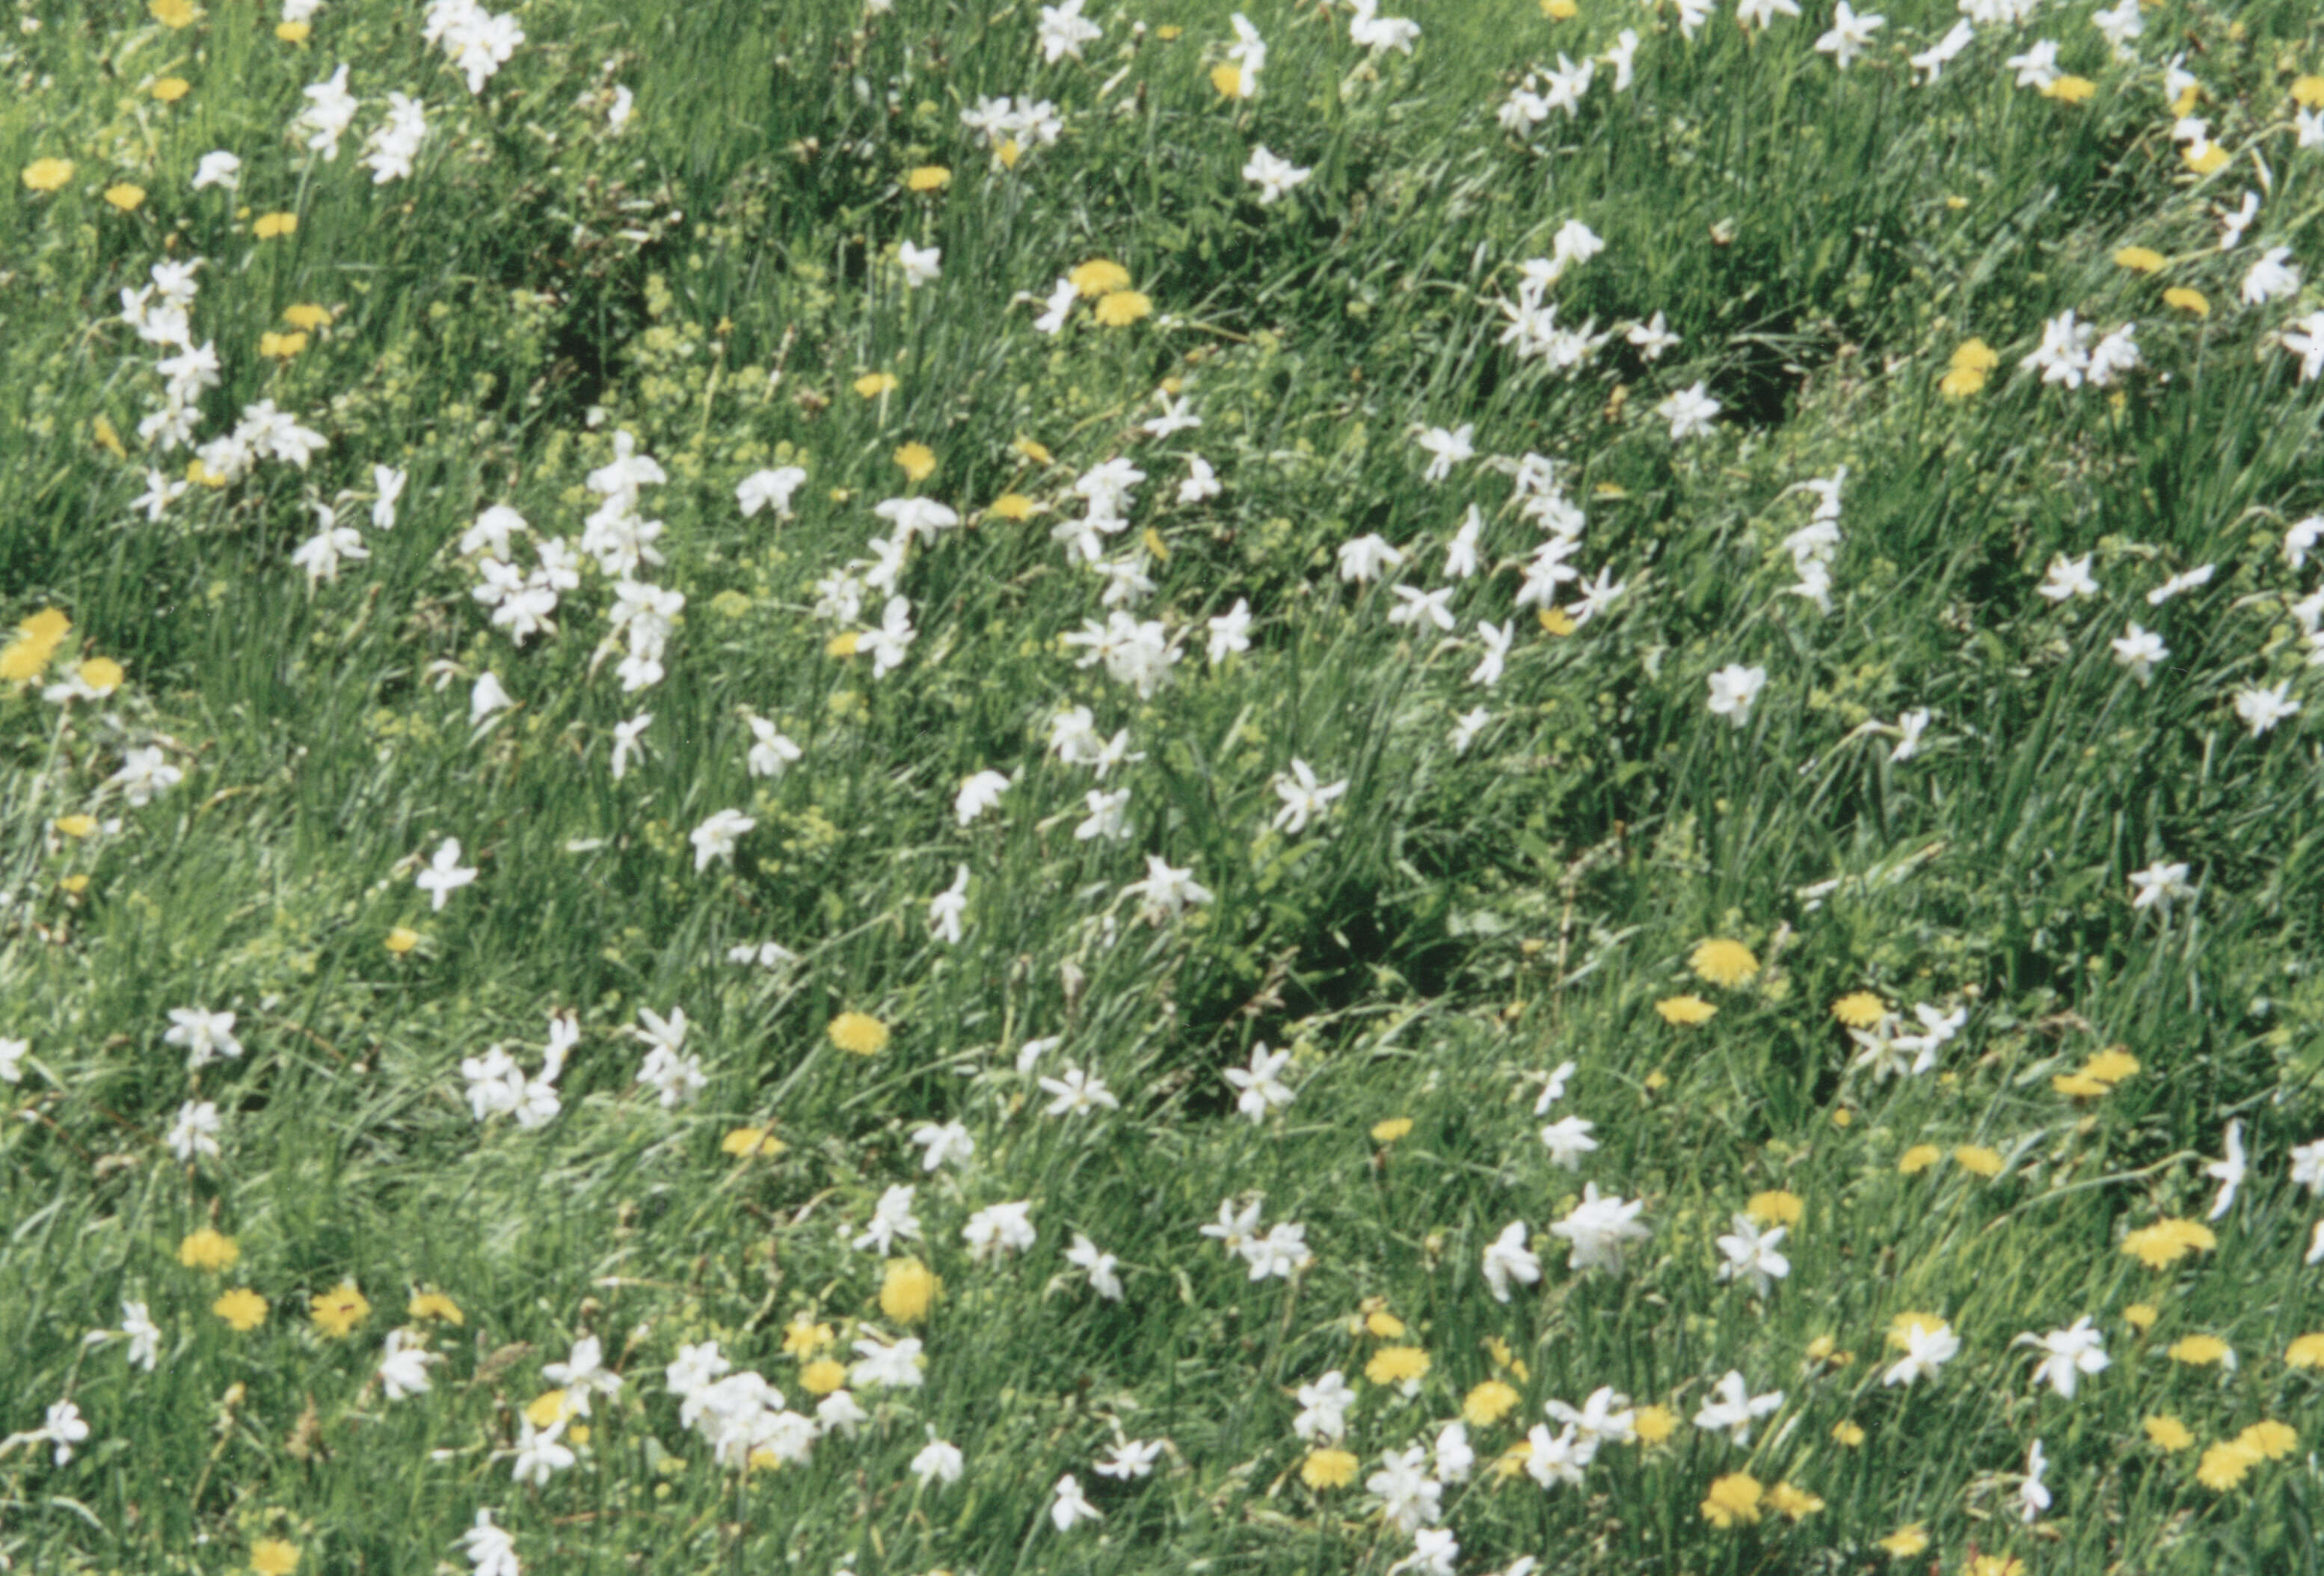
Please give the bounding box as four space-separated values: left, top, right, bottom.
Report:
5 1 2324 1572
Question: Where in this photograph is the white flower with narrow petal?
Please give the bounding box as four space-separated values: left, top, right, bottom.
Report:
1706 664 1765 726
1050 1472 1103 1531
1223 1042 1296 1121
1270 758 1349 834
1549 1183 1647 1274
1714 1214 1790 1297
2014 1317 2108 1399
2128 859 2193 915
1413 423 1474 483
1065 1233 1124 1300
1481 1220 1540 1303
1881 1316 1959 1387
379 1328 440 1400
1813 2 1883 70
962 1201 1036 1260
1038 1065 1117 1116
2234 683 2300 738
689 809 754 873
165 1007 242 1070
1656 382 1721 441
416 838 477 910
1691 1370 1783 1444
2204 1119 2247 1221
737 466 808 520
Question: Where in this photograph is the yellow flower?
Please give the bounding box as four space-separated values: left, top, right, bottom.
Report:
1746 1189 1803 1226
1700 1472 1762 1529
985 490 1037 518
524 1390 568 1428
2184 144 2230 175
276 20 310 42
1537 607 1578 635
19 158 73 193
2081 1048 2138 1084
826 631 861 658
894 442 936 483
253 212 298 239
995 138 1023 169
2042 76 2096 103
2123 1303 2158 1332
1 607 70 681
906 165 950 191
829 1012 889 1055
2121 1218 2215 1269
384 927 421 954
1365 1346 1430 1388
153 77 192 102
2237 1420 2296 1460
783 1317 834 1355
1542 0 1579 16
59 874 90 896
2144 1415 2193 1451
283 303 331 331
1069 259 1131 297
2196 1439 2260 1491
408 1290 464 1324
1887 1312 1950 1349
852 372 897 399
2284 1332 2324 1368
2050 1072 2110 1097
76 657 124 692
55 815 97 839
1831 1420 1866 1447
258 331 309 361
1643 1069 1669 1092
1765 1481 1824 1521
880 1258 940 1323
150 0 198 25
1950 338 2000 372
1878 1524 1929 1557
2166 1334 2231 1367
310 1281 372 1339
1463 1380 1520 1427
178 1227 240 1272
1210 63 1243 99
1938 364 1988 398
1301 1447 1358 1488
1370 1117 1413 1143
213 1288 267 1331
1155 24 1181 40
1655 994 1716 1025
1012 436 1052 464
1689 939 1758 987
2114 246 2167 274
2296 76 2324 109
799 1358 846 1395
1952 1144 2004 1178
1831 992 1887 1027
2163 286 2210 317
1632 1405 1676 1444
1897 1144 1942 1175
1093 290 1152 327
249 1539 299 1576
1967 1559 2025 1576
722 1126 786 1158
103 183 147 212
1364 1310 1407 1339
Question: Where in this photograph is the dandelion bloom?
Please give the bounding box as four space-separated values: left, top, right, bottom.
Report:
408 1290 464 1324
178 1228 240 1272
1301 1447 1358 1488
1952 1144 2005 1178
1656 995 1716 1025
2284 1333 2324 1368
2165 1334 2231 1367
1832 1420 1866 1447
1690 939 1758 987
1896 1144 1941 1174
1069 259 1131 296
829 1012 890 1055
1365 1346 1430 1388
2123 1303 2158 1331
1371 1117 1413 1142
103 183 146 212
880 1258 941 1322
2121 1218 2215 1269
894 442 936 482
2162 287 2209 318
853 372 898 398
722 1126 786 1157
1094 290 1152 327
153 77 191 101
1940 338 1999 396
309 1281 372 1339
1967 1559 2025 1576
1632 1405 1676 1444
2195 1439 2260 1491
2238 1421 2296 1460
213 1289 267 1331
2082 1048 2138 1084
800 1358 846 1395
249 1540 300 1576
1463 1381 1519 1426
1746 1190 1803 1226
1700 1472 1762 1528
989 493 1035 521
906 165 950 191
2144 1415 2193 1450
22 158 76 192
1766 1482 1824 1521
253 212 298 239
1879 1524 1929 1557
384 927 421 954
2114 245 2166 273
1830 992 1886 1028
150 0 197 24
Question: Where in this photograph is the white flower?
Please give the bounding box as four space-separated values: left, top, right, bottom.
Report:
858 595 917 679
911 1120 974 1172
1691 1370 1783 1445
2037 553 2098 601
1538 1114 1598 1170
1294 1370 1354 1442
1206 598 1252 663
119 1301 162 1371
1389 584 1457 632
2234 683 2301 738
1336 532 1405 583
1141 390 1202 438
1714 1215 1790 1298
2283 311 2324 383
165 1007 242 1071
1240 1220 1309 1281
2004 38 2061 92
1813 1 1883 70
415 838 478 910
1365 1447 1442 1535
2128 858 2193 914
2109 622 2167 686
2290 1137 2324 1198
1124 853 1214 924
1545 1385 1636 1451
911 1434 965 1486
1178 455 1222 503
1392 1529 1460 1576
2204 1118 2247 1221
636 1043 707 1109
1656 382 1721 441
1203 1195 1266 1260
1523 1421 1588 1488
689 809 754 873
1450 706 1492 755
1223 1043 1296 1122
954 770 1011 826
298 63 360 160
1270 758 1348 834
379 1328 440 1401
108 744 184 807
1892 708 1931 761
1038 1064 1117 1116
2147 563 2214 606
927 864 971 945
1076 787 1132 842
1881 1316 1960 1388
962 1201 1036 1260
852 1184 922 1254
1065 1233 1124 1301
543 1335 622 1416
1549 1183 1648 1274
898 240 942 289
1095 1436 1163 1479
849 1334 926 1390
1706 664 1766 726
2014 1317 2109 1399
2023 310 2095 388
744 716 802 779
510 1416 574 1485
458 1510 520 1576
1481 1220 1541 1304
1035 0 1101 64
42 1399 89 1466
165 1100 222 1162
1033 276 1079 334
737 466 808 520
363 93 429 183
1050 1472 1103 1531
191 150 242 191
2242 246 2302 306
1413 423 1474 483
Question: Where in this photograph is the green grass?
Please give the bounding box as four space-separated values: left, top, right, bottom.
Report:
5 0 2324 1572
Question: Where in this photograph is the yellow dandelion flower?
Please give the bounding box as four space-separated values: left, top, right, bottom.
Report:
524 1390 568 1428
2162 286 2210 317
76 656 123 692
2195 1439 2260 1491
1365 1310 1407 1339
1069 259 1131 297
722 1126 786 1158
2184 144 2230 176
987 493 1035 521
782 1318 834 1355
800 1358 846 1395
2123 1303 2158 1332
880 1258 940 1323
1831 992 1887 1027
1462 1380 1520 1427
2051 1072 2111 1097
2237 1420 2296 1460
2143 1414 2193 1450
212 1288 266 1331
93 414 127 458
2043 76 2096 103
59 874 90 895
1093 290 1152 327
258 331 308 361
1365 1346 1430 1387
2284 1332 2324 1367
2081 1048 2138 1084
2114 246 2167 274
1746 1189 1803 1226
1155 24 1182 40
1938 364 1989 398
1897 1144 1943 1175
1887 1312 1950 1349
55 813 98 838
384 927 421 954
828 1012 889 1055
19 159 73 194
1952 1144 2004 1178
894 442 936 483
1542 0 1579 16
826 631 861 658
2166 1334 2231 1367
103 183 147 212
1655 994 1717 1025
253 212 298 239
1832 1419 1866 1447
282 303 331 331
1766 1481 1824 1521
408 1290 464 1324
1950 338 2000 372
1210 63 1243 99
1690 939 1758 987
150 0 198 25
1301 1447 1358 1488
1012 436 1052 464
1878 1524 1929 1557
178 1227 239 1272
1967 1558 2025 1576
1643 1068 1669 1092
153 77 192 102
2296 76 2324 109
1370 1117 1413 1142
309 1281 371 1340
276 20 310 41
852 372 898 399
1700 1472 1762 1529
1537 607 1578 635
1632 1404 1676 1444
906 165 950 191
248 1539 300 1576
2121 1218 2215 1269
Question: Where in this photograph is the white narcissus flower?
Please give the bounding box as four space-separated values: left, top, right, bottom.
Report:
956 770 1012 826
1713 1214 1790 1298
1656 381 1721 441
1706 664 1766 726
2014 1317 2109 1399
1242 144 1312 204
165 1007 242 1071
689 809 754 873
1881 1316 1960 1388
1691 1370 1783 1445
737 466 808 520
1065 1233 1124 1301
1223 1043 1295 1122
897 239 941 289
912 1433 965 1486
1270 758 1349 834
1050 1472 1103 1531
1480 1220 1540 1303
1549 1183 1647 1274
415 838 478 910
378 1328 440 1400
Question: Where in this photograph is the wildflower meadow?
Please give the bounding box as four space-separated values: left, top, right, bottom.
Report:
8 0 2324 1572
